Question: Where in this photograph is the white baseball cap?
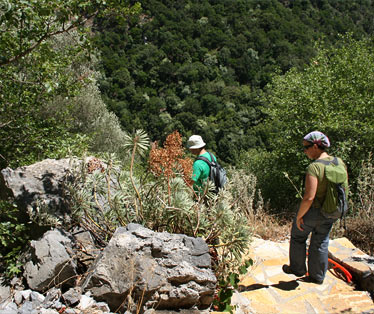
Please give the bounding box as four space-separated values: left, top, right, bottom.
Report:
187 135 206 149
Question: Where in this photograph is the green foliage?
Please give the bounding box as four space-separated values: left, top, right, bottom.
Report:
67 131 254 284
343 153 374 256
0 201 29 277
247 35 374 210
50 78 129 158
94 0 374 164
0 0 140 169
355 153 374 219
0 0 141 67
213 259 253 313
0 32 89 168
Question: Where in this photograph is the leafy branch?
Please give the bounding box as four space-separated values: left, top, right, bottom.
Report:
0 0 141 66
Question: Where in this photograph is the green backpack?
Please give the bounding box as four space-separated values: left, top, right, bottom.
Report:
315 157 348 219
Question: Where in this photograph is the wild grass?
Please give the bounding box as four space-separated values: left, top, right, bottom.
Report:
342 154 374 255
228 168 290 242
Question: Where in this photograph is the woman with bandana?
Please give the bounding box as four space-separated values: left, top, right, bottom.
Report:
282 131 348 284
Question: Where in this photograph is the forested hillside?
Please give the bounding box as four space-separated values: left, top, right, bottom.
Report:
1 0 374 207
94 0 374 164
1 0 374 286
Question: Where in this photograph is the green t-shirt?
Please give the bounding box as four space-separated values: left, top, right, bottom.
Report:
192 152 216 193
307 156 348 208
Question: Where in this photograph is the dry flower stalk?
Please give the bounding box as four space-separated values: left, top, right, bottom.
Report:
149 130 193 186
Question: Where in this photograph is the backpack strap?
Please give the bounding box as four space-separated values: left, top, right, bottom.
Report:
312 157 334 209
207 152 216 165
196 155 212 167
195 152 216 167
315 156 338 166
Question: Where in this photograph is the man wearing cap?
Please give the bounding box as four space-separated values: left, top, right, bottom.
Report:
187 135 217 194
283 131 348 284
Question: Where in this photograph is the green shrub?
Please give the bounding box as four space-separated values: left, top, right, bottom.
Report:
66 131 254 281
0 201 29 277
249 35 374 210
213 259 253 313
344 154 374 255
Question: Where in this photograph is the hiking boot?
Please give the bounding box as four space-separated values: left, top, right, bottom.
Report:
282 264 305 277
299 276 324 285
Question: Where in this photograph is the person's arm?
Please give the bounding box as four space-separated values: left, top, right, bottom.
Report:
296 173 318 231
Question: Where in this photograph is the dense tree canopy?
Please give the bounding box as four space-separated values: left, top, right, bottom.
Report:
2 0 374 211
0 0 140 169
243 35 374 209
94 0 374 164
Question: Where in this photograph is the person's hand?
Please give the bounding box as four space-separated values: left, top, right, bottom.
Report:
296 217 304 231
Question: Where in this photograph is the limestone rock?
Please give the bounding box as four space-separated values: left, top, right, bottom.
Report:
82 224 216 312
23 229 77 292
0 282 10 305
0 158 77 221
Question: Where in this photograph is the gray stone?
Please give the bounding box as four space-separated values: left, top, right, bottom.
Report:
0 310 17 314
77 294 96 311
9 277 24 291
71 227 100 269
13 291 23 305
95 302 111 312
42 287 61 307
30 291 45 303
18 301 34 314
0 282 11 304
52 301 63 310
39 309 60 314
0 301 17 313
361 270 374 294
23 229 77 292
82 224 216 312
16 289 32 303
0 158 78 221
62 287 82 306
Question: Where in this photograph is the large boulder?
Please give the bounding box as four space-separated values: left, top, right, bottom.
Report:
82 224 217 312
0 157 114 225
0 158 77 221
23 229 77 292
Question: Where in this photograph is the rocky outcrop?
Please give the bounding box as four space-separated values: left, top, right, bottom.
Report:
23 229 77 292
327 238 374 295
1 224 216 313
0 157 117 226
82 223 217 312
0 158 217 313
0 279 11 304
0 158 77 221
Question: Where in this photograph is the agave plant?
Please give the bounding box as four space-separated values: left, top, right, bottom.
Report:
67 130 255 281
123 130 150 218
123 129 150 156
